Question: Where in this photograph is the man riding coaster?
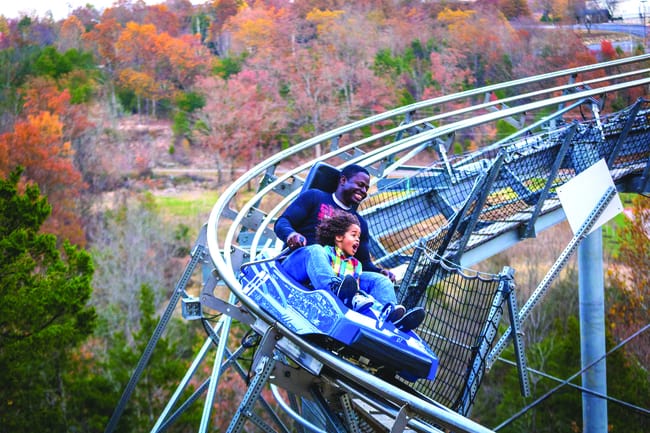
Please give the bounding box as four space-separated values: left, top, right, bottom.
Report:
274 164 425 332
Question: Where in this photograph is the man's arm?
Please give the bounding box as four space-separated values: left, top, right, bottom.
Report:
274 190 316 247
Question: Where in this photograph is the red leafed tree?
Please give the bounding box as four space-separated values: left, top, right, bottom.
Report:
600 39 617 61
144 4 182 36
424 48 474 100
196 69 287 183
164 34 212 89
285 47 349 141
21 77 93 144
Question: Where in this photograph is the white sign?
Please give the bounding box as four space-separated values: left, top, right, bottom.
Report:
556 159 623 235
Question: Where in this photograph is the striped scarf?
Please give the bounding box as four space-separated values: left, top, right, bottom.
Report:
324 245 361 281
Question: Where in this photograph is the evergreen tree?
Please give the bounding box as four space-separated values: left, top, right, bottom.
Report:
100 284 205 432
0 167 96 432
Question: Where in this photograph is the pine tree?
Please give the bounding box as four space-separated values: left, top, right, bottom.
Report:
0 167 96 433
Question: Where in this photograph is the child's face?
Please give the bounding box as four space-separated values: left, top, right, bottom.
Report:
335 224 361 257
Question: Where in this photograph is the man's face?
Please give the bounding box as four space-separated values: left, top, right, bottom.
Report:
338 172 370 206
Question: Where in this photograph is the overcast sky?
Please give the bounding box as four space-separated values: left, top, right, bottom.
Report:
0 0 203 21
1 1 115 20
0 0 643 22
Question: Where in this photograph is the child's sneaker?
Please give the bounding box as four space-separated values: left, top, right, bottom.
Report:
351 292 374 312
330 275 357 307
393 307 425 332
387 304 406 323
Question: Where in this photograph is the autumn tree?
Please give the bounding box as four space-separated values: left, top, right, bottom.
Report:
533 0 571 22
437 7 519 88
144 4 182 36
197 0 240 55
494 0 532 20
529 27 597 78
101 0 149 26
224 3 393 155
82 17 123 114
57 15 85 52
0 80 88 245
305 7 395 117
114 22 210 116
606 195 650 368
69 3 102 31
425 48 474 99
196 69 287 182
223 0 290 62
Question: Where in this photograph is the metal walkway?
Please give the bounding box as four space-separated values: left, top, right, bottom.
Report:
105 54 650 433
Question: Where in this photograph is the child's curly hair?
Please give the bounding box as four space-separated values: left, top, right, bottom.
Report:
316 211 360 246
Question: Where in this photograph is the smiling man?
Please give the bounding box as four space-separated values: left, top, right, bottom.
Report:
274 164 425 331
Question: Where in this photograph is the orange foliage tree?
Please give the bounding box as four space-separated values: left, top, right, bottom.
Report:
143 4 182 36
57 15 85 52
224 1 290 61
83 17 124 114
114 22 210 116
0 112 85 245
0 77 90 245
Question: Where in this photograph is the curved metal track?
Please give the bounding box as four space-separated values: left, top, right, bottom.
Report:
198 54 650 433
105 54 650 433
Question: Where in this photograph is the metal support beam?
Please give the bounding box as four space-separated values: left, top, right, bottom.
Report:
488 186 617 366
453 153 506 262
519 123 576 238
579 228 608 433
199 292 236 433
506 276 531 399
225 353 277 433
606 98 643 167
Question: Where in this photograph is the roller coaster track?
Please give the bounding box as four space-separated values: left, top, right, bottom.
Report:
106 54 650 433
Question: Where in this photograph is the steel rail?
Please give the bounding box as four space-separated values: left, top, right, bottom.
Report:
209 55 650 265
221 75 650 268
205 59 650 432
211 56 650 267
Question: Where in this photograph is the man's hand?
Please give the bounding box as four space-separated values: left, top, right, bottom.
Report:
380 269 396 283
286 232 307 250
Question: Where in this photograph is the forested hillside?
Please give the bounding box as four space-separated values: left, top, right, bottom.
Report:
0 1 648 432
